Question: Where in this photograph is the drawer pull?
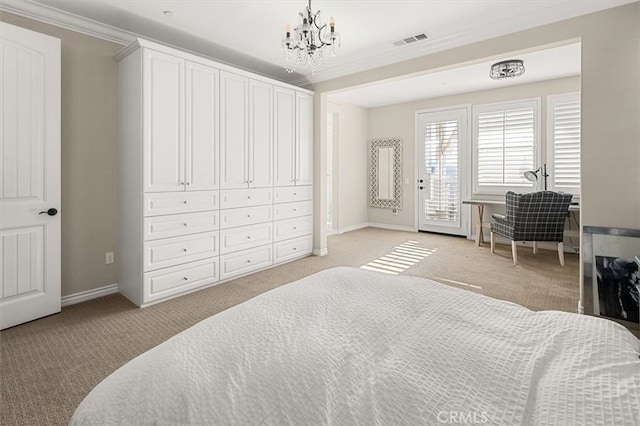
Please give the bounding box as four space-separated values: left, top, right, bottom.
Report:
183 248 188 252
247 214 251 218
246 260 251 263
183 277 188 281
247 236 251 239
247 196 251 199
183 223 188 227
183 200 188 205
293 247 297 251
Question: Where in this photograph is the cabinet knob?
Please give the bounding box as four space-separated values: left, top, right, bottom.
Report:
186 182 191 186
249 180 253 184
293 247 297 251
247 236 251 239
180 182 185 185
183 201 188 204
247 196 251 199
183 277 188 281
246 260 251 263
247 214 251 218
293 193 297 196
183 223 188 227
293 227 297 230
293 209 297 212
183 248 187 252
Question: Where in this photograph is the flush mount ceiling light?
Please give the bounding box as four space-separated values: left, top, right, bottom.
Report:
282 0 340 75
489 59 525 80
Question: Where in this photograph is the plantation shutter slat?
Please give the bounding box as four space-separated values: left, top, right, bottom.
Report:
551 96 580 193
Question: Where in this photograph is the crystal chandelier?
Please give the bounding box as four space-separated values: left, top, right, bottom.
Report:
282 0 340 75
489 59 525 80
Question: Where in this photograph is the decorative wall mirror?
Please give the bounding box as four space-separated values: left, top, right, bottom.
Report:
369 138 402 209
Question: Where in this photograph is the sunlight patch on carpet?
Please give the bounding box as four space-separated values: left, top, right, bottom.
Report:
361 241 436 275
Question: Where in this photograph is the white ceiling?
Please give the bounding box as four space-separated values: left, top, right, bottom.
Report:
13 0 636 84
331 43 581 108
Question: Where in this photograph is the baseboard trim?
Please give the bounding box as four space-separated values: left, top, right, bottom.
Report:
61 283 119 307
312 248 329 256
336 222 369 234
367 222 417 233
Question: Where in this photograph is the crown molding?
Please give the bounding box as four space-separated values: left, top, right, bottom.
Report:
288 0 634 86
0 0 135 45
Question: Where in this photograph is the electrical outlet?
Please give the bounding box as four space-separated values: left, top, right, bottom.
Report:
106 252 114 265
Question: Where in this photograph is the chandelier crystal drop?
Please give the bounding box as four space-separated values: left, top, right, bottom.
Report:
489 59 525 80
282 0 340 75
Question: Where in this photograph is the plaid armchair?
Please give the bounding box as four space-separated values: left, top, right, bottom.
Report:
490 191 573 265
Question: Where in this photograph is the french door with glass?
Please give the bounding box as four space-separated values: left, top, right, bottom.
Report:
417 107 469 235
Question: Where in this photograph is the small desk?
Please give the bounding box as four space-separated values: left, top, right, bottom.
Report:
462 199 580 246
462 200 506 246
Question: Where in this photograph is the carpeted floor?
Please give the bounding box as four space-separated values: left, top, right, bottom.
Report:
0 228 580 425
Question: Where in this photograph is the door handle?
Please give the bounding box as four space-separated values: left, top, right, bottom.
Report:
39 208 58 216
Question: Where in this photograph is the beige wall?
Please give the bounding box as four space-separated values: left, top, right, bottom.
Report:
367 76 581 235
327 100 369 231
0 12 121 296
310 3 640 268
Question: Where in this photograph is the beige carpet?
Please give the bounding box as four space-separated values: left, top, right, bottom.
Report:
0 228 579 425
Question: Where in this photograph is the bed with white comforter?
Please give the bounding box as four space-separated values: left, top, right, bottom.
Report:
71 267 640 425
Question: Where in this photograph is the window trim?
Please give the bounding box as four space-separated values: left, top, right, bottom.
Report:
472 98 542 196
547 92 581 198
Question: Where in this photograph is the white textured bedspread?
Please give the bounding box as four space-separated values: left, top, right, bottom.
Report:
71 267 640 425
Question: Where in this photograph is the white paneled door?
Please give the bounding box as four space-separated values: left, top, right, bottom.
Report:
417 107 469 236
0 23 61 330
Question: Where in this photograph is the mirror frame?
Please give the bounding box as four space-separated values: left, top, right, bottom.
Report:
369 137 402 209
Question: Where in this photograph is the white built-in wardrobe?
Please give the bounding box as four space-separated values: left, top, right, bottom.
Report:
117 39 313 307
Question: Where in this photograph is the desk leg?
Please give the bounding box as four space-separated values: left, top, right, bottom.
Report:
475 205 484 246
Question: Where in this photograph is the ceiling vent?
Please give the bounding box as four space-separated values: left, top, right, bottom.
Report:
394 33 428 47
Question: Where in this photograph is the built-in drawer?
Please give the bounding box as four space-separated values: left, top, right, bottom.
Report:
220 245 272 281
144 231 219 272
144 211 219 241
220 205 273 229
273 235 313 264
220 188 272 209
143 257 219 303
220 222 272 254
274 186 312 204
273 200 313 221
274 216 313 242
144 191 218 217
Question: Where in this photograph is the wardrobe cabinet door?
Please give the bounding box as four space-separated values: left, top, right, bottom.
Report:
186 61 219 191
295 92 313 186
248 80 273 188
220 71 249 189
273 87 296 187
143 49 185 192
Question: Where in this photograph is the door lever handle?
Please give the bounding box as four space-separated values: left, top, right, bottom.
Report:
39 208 58 216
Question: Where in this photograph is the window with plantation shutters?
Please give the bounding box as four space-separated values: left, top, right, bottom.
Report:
473 99 539 194
548 93 580 195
